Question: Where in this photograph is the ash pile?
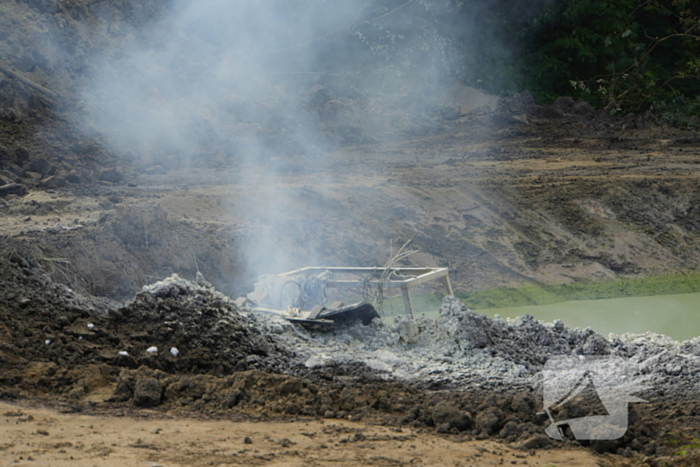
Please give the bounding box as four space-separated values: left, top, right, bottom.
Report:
282 296 700 395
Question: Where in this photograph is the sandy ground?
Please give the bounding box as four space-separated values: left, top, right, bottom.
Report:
0 401 602 467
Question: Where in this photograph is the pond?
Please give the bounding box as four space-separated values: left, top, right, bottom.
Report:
481 292 700 341
374 288 700 341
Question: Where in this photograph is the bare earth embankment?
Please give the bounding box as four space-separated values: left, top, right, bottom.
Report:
2 1 700 466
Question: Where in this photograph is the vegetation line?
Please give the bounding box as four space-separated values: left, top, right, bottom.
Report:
457 273 700 310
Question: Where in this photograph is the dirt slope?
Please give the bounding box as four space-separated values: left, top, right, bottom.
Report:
2 2 700 298
3 103 700 298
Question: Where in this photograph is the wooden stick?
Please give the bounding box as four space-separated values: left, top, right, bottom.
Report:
0 62 61 102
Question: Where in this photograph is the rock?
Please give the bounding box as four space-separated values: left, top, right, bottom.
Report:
5 162 24 176
27 158 53 176
99 168 123 183
439 295 466 317
591 439 620 454
14 148 29 165
133 376 162 407
394 316 419 344
475 407 504 435
436 422 452 433
65 171 81 184
278 379 303 396
581 333 611 354
0 183 27 197
499 420 519 438
432 403 473 431
511 393 535 417
39 175 66 189
68 386 85 400
108 372 135 403
519 434 552 450
574 100 594 115
244 436 253 444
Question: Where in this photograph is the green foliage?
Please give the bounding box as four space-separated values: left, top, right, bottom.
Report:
461 0 700 115
456 273 700 309
302 0 700 116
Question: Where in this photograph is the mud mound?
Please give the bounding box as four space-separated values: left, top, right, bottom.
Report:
2 261 700 459
0 261 298 399
0 253 114 373
104 274 296 375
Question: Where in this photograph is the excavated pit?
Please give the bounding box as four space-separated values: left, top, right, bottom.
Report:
1 259 699 461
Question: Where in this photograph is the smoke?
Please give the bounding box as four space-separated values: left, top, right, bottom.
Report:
77 0 471 281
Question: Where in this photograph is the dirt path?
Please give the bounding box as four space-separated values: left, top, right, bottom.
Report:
0 401 602 467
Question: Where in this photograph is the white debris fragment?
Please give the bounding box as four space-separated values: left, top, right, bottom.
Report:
170 347 179 357
146 346 158 354
87 323 95 329
45 339 51 345
118 350 129 356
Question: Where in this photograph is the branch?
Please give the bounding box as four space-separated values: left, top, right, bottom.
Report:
0 62 62 103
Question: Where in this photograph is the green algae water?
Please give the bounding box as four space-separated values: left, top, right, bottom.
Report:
381 274 700 341
484 292 700 341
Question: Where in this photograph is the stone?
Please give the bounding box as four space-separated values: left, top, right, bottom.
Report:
107 376 134 403
475 407 504 435
278 379 303 396
499 420 519 438
511 393 534 417
14 148 29 164
0 183 27 197
40 175 66 189
519 434 552 450
99 168 123 183
133 376 162 407
27 158 53 176
432 403 473 431
65 171 81 184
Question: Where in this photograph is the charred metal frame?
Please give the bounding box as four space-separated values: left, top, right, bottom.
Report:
280 267 453 319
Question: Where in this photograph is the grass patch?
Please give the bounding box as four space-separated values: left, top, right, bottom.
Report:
456 273 700 310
